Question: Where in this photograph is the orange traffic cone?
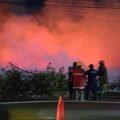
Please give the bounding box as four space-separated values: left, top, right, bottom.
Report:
56 96 64 120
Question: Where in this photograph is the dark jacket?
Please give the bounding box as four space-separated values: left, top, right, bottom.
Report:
86 69 98 87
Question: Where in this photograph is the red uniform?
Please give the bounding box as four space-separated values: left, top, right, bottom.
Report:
72 68 86 90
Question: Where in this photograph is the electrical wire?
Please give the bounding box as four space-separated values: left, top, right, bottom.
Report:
45 6 120 16
0 0 120 9
0 0 120 23
50 10 120 23
46 3 120 9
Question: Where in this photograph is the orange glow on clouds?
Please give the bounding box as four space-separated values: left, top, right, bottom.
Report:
0 2 120 79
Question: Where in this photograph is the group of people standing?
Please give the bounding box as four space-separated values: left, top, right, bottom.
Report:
68 60 108 101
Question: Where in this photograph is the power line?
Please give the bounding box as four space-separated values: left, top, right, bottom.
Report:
51 10 120 23
0 1 120 9
45 3 120 9
0 0 119 23
46 1 120 5
46 0 120 5
45 6 120 16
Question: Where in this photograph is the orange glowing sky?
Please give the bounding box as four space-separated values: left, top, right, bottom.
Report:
0 0 120 80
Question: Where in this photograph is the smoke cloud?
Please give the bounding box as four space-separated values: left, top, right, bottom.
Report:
0 0 120 80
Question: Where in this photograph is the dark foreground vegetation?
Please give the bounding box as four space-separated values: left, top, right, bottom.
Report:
0 63 68 100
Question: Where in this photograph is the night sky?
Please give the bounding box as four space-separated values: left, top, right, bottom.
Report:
0 0 120 81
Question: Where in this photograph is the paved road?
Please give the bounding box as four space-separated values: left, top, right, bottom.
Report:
0 101 120 120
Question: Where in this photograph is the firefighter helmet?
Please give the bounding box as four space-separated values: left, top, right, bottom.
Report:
77 61 82 67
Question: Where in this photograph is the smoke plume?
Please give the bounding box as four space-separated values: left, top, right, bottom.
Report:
0 0 120 80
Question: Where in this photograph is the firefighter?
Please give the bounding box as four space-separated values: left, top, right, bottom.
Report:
72 61 86 101
98 60 108 98
68 62 77 99
86 64 98 100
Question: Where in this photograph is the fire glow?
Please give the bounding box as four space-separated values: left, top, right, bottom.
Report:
0 1 120 78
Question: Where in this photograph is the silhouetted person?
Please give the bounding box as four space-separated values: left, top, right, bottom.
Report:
86 64 98 100
68 62 77 99
98 60 108 92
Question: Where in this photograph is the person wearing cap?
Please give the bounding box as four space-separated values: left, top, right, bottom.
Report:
86 64 98 100
68 62 77 99
72 61 86 101
98 61 108 96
